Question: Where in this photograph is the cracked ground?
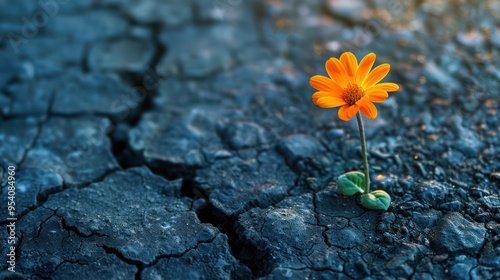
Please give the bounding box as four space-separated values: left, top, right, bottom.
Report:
1 0 500 279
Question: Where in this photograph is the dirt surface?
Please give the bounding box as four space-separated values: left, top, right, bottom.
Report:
0 0 499 279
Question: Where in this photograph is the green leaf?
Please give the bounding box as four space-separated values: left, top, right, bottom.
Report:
360 190 391 211
337 171 365 196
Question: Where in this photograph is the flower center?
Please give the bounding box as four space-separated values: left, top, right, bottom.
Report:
343 84 365 105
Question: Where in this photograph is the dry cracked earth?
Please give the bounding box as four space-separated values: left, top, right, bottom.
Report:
0 0 499 279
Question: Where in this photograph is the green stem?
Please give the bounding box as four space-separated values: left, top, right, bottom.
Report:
356 111 370 194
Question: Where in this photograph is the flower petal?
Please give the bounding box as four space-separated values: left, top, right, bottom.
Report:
355 53 376 85
326 58 348 88
338 105 352 121
363 64 390 89
366 87 389 102
315 96 347 108
309 75 343 94
369 82 399 92
312 91 330 102
312 91 344 102
355 94 370 106
360 102 378 119
340 52 358 78
348 104 359 118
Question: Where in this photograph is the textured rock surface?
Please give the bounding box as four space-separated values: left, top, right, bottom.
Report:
142 235 249 280
88 37 156 73
430 212 487 254
45 10 129 42
0 118 39 163
21 117 120 187
1 0 499 279
0 168 63 219
156 24 252 77
195 151 296 217
13 168 249 278
51 71 135 117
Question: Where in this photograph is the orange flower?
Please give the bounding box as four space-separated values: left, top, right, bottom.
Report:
310 52 399 121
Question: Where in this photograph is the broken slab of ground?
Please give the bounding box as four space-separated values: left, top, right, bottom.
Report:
1 0 500 279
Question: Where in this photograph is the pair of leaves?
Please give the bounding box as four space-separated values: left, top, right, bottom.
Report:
337 171 391 211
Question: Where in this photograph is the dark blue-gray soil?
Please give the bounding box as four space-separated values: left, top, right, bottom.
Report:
1 0 499 279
